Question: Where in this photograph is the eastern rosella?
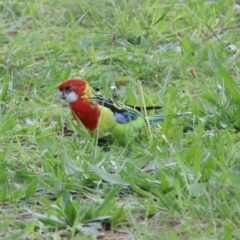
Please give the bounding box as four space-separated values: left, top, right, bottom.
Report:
58 79 190 146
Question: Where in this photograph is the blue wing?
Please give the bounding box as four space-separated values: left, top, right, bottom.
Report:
90 93 140 124
114 111 139 123
90 91 190 124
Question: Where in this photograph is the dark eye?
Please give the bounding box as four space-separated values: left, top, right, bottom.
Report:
64 85 72 92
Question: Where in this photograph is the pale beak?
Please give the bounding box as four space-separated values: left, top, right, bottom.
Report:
58 91 65 99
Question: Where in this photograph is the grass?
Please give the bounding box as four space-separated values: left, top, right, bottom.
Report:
1 0 240 239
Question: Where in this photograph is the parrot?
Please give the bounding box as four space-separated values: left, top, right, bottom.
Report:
58 79 190 146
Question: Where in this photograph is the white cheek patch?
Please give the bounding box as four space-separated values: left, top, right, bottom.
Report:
64 91 78 103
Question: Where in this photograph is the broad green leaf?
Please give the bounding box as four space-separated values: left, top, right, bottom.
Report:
220 69 240 104
0 78 9 102
1 230 26 240
159 174 170 192
111 207 126 224
208 46 240 104
127 178 152 197
95 187 119 216
64 199 77 226
115 38 133 47
64 156 77 176
186 144 202 176
1 116 17 132
35 134 55 150
0 222 9 234
87 163 128 185
83 216 112 224
193 146 202 176
224 221 232 240
62 189 76 226
25 178 38 199
9 189 24 201
0 183 8 201
34 213 66 226
80 206 95 221
62 189 72 207
236 112 240 128
0 162 8 184
1 141 13 162
201 92 219 106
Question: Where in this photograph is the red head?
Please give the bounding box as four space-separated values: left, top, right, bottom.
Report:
58 79 89 103
58 78 100 131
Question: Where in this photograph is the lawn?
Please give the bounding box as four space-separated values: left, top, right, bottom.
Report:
1 0 240 239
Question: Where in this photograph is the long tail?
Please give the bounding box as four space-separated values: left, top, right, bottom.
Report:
147 112 191 123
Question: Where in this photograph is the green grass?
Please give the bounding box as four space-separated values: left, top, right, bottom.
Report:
1 0 240 239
